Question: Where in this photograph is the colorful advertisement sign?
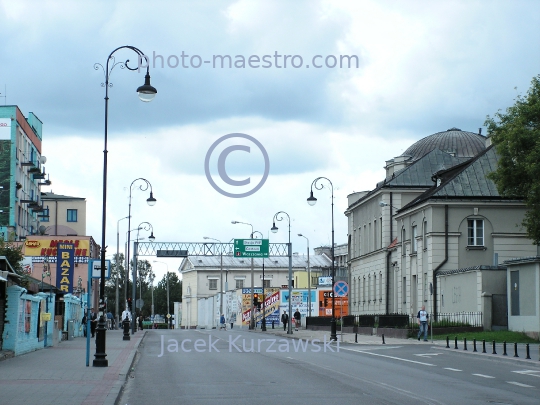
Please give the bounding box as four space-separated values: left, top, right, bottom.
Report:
241 287 280 326
318 290 349 317
56 243 75 293
280 289 317 319
24 238 90 257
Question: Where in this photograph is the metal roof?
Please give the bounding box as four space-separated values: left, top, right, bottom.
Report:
181 254 332 270
403 128 486 161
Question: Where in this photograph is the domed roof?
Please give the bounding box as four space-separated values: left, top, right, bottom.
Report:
403 128 486 161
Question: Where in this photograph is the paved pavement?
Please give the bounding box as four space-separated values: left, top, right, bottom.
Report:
0 329 144 405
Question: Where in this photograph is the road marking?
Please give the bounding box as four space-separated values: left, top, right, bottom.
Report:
415 353 443 358
507 381 534 388
472 374 495 379
512 370 540 378
341 347 436 366
444 368 462 372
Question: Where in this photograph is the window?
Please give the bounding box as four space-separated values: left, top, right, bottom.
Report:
467 219 484 246
263 279 270 288
235 279 244 289
402 277 407 304
412 225 418 253
423 220 427 250
209 279 218 290
373 220 377 250
401 228 406 256
311 276 318 286
373 273 376 302
41 208 50 222
380 217 383 249
67 209 78 222
379 272 383 301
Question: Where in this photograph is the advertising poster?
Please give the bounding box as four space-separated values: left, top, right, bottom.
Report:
279 289 317 319
241 287 280 326
24 237 90 257
318 290 349 317
56 243 75 293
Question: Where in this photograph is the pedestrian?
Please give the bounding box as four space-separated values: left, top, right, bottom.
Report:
293 308 301 331
417 305 429 341
106 311 113 330
121 307 132 323
90 309 97 338
219 314 226 330
82 313 87 337
281 310 289 331
138 315 143 331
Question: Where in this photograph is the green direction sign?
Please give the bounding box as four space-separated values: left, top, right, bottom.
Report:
234 239 269 258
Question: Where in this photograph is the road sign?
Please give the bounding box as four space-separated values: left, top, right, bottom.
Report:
157 250 188 257
89 260 111 279
136 299 144 309
334 281 349 297
234 239 269 258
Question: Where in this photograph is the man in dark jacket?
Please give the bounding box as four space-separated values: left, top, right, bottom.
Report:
293 309 301 331
281 311 289 331
90 309 98 338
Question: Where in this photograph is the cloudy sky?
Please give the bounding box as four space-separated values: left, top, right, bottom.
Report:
1 0 539 281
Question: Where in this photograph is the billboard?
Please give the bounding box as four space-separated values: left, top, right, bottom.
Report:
241 287 280 326
56 243 75 293
280 289 317 319
24 237 90 257
318 290 348 317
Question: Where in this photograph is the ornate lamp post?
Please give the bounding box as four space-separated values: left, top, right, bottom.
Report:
231 220 256 329
271 211 293 334
298 233 311 317
307 177 336 341
93 46 157 367
250 231 265 331
115 216 129 329
132 222 155 333
125 178 156 327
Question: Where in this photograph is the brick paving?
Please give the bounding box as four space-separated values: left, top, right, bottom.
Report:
0 329 143 405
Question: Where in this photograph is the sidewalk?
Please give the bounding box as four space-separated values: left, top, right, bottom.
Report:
251 325 439 346
0 329 144 405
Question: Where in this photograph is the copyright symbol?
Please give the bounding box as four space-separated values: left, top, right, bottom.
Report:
204 133 270 198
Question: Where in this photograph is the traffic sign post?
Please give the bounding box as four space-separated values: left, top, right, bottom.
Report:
334 281 349 342
234 239 269 258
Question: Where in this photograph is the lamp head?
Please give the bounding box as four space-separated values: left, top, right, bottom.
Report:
203 237 209 240
231 221 238 224
307 191 317 206
146 191 157 206
298 233 303 237
148 231 156 242
271 222 278 233
136 70 157 102
379 201 387 207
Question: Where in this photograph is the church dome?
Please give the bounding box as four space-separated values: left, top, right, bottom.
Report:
403 127 486 161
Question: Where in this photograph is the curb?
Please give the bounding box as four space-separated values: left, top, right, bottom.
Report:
104 331 146 405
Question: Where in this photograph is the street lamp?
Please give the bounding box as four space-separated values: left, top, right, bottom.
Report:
132 222 155 333
231 220 256 329
250 231 266 331
94 46 157 368
203 237 225 320
116 216 130 329
125 227 141 306
153 260 169 324
149 273 155 319
271 211 293 334
307 177 337 341
125 177 156 329
298 233 311 317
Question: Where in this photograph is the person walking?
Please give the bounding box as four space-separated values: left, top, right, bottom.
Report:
138 315 144 331
82 313 87 337
121 307 132 323
90 309 98 338
219 314 226 330
293 309 301 331
281 310 289 331
417 305 429 341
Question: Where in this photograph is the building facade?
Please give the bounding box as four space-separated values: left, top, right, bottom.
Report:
39 192 86 236
0 106 51 241
346 128 537 324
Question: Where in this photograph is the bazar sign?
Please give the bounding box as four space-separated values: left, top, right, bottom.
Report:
56 243 74 293
24 238 90 257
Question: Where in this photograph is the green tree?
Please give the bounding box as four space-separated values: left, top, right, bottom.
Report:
486 74 540 243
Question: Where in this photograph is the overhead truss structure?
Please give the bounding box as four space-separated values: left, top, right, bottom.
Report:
135 242 290 257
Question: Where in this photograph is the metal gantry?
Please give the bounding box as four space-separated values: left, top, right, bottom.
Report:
135 242 290 257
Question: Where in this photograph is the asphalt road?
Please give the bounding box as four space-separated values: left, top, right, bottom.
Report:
120 329 540 405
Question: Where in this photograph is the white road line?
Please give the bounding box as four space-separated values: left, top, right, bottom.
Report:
507 381 534 388
472 373 495 379
512 370 540 378
415 353 443 358
444 368 462 372
340 347 436 366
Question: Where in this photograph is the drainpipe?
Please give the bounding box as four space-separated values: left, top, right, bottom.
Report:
432 204 448 321
385 192 393 315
